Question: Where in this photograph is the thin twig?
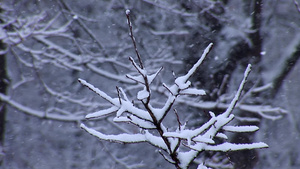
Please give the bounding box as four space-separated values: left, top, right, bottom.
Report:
174 109 182 130
126 10 144 69
116 86 122 105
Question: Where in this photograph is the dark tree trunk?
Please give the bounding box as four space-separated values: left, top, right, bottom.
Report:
229 1 263 168
249 0 263 65
0 43 7 166
0 7 8 165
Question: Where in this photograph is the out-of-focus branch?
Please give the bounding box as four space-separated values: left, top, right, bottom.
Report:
271 42 300 97
294 0 300 13
100 142 144 169
57 0 108 57
141 0 197 17
0 93 84 121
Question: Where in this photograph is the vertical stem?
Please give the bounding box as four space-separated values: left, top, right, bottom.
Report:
126 10 144 69
142 102 181 168
125 9 181 168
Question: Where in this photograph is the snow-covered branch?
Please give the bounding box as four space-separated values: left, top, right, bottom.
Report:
79 11 269 168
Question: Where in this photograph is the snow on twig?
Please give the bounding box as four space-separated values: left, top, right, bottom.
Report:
78 79 152 121
78 79 118 105
223 64 251 117
80 123 168 150
189 142 268 152
175 43 213 90
222 125 259 132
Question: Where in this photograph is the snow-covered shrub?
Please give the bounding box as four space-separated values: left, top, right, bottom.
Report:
79 10 268 169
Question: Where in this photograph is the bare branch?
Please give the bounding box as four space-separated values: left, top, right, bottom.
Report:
126 10 144 69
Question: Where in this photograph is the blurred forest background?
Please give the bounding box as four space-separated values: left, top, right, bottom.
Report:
0 0 299 168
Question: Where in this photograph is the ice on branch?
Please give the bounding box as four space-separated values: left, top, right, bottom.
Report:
79 21 268 168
